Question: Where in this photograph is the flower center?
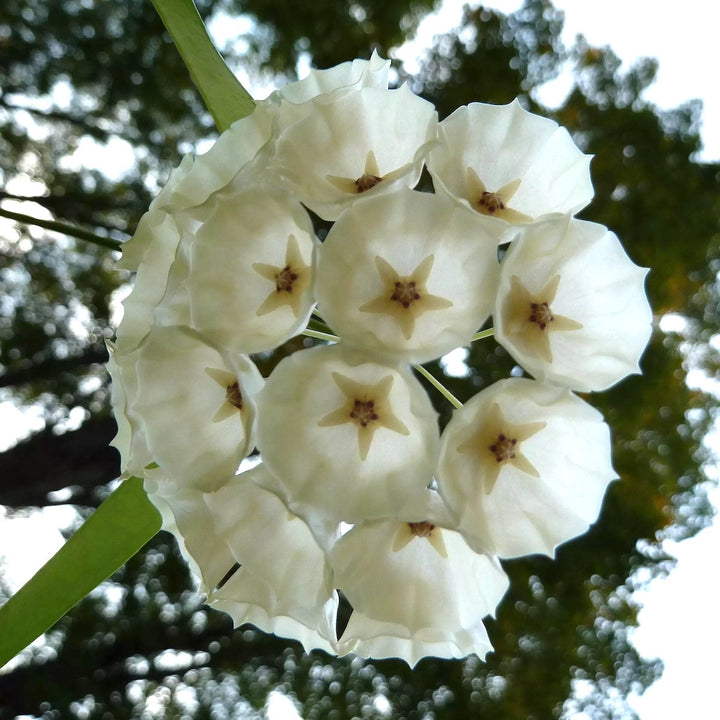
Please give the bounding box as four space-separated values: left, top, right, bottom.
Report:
489 433 517 463
355 173 382 193
408 521 436 538
275 265 299 293
391 280 421 309
529 301 554 330
478 191 506 215
350 399 379 427
225 381 243 410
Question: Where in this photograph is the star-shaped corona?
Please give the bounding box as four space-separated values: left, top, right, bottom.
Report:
456 401 546 494
326 149 385 195
318 372 409 461
359 255 453 340
501 275 583 363
465 169 532 223
252 234 312 318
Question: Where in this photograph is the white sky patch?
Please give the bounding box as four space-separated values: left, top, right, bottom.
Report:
627 485 720 718
0 505 79 592
59 135 137 183
265 690 303 720
483 0 719 161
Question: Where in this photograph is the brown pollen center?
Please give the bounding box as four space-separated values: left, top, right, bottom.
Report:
350 399 379 427
529 301 554 330
478 191 506 215
408 521 436 538
391 280 421 309
275 266 298 293
225 381 243 410
355 173 382 193
489 433 517 463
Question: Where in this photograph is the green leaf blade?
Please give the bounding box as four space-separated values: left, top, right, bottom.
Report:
151 0 255 131
0 477 161 669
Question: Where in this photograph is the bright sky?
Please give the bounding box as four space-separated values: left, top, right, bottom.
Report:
397 0 719 162
474 2 720 718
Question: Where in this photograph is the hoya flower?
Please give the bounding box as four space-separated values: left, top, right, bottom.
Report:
273 50 389 109
186 186 317 354
147 466 339 654
273 85 437 220
332 491 509 666
494 214 652 392
427 99 593 235
119 103 277 274
256 344 439 524
116 104 278 353
144 472 239 594
111 324 263 491
315 189 499 363
436 378 617 558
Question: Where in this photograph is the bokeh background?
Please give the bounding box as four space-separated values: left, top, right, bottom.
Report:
1 0 718 717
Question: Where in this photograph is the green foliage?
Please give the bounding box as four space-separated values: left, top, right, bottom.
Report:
151 0 255 131
0 477 161 670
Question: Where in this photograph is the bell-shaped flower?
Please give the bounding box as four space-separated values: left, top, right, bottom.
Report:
427 99 593 236
186 186 318 354
113 324 263 491
115 105 278 354
494 214 652 392
436 378 617 558
106 341 153 478
256 344 439 523
331 491 509 666
207 466 339 655
315 189 499 363
273 50 390 107
147 466 339 654
273 85 437 220
143 471 239 594
119 103 276 273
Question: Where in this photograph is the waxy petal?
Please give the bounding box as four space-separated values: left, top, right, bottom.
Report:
256 344 439 523
495 214 652 391
428 99 593 236
315 189 499 363
437 378 618 558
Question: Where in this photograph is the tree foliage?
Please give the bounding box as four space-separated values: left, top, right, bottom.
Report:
1 0 718 718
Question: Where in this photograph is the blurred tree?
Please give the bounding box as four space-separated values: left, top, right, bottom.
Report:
1 0 718 718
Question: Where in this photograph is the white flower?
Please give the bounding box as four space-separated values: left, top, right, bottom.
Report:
331 491 509 666
256 344 439 523
119 103 276 273
146 466 339 655
427 99 593 235
185 186 318 354
315 189 499 363
116 104 278 353
273 85 437 220
112 325 263 490
207 466 339 655
494 214 652 392
144 472 238 594
273 50 390 106
436 378 618 558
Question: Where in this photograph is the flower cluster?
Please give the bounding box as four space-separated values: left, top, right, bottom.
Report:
108 53 652 666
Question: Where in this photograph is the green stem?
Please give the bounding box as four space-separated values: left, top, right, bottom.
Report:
302 328 340 343
413 364 463 409
0 207 124 252
306 316 335 335
471 327 494 342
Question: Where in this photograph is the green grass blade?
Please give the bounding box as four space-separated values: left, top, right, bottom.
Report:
0 477 161 669
151 0 255 131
